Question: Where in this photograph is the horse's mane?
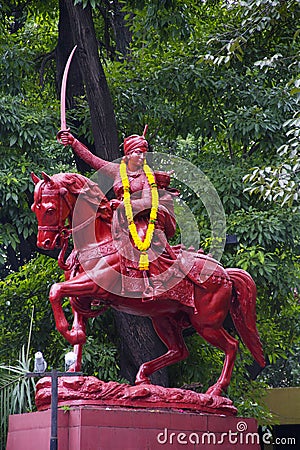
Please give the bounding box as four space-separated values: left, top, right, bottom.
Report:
51 172 108 205
48 173 112 221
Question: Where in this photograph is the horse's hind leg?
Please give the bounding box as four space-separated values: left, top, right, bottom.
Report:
135 315 189 385
192 324 238 396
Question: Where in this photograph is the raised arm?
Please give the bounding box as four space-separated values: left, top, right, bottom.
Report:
60 132 119 179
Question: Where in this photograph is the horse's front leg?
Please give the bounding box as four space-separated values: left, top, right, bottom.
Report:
49 276 96 345
72 343 83 372
69 308 87 372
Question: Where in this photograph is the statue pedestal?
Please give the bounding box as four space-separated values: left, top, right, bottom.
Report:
6 406 260 450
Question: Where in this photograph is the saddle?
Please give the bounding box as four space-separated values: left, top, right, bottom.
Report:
120 245 224 307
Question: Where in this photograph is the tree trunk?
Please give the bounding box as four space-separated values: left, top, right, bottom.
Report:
57 0 93 173
111 1 132 59
57 0 85 105
114 313 169 386
62 0 119 161
57 0 169 387
98 0 132 60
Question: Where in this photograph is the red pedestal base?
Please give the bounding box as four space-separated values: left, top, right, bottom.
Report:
6 406 261 450
35 376 237 416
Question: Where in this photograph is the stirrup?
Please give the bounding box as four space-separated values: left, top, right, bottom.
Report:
142 285 155 302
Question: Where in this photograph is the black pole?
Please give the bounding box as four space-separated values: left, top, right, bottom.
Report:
26 370 82 450
50 369 58 450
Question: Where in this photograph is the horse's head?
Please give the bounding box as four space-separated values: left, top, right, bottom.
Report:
31 172 75 250
31 171 112 252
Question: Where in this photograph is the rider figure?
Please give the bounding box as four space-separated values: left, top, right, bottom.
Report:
59 127 178 299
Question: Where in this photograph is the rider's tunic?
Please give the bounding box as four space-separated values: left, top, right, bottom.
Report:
72 139 178 277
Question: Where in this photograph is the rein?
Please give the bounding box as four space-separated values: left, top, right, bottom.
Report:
37 184 101 271
58 215 102 271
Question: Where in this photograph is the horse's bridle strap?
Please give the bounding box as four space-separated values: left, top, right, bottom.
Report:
72 214 100 233
38 225 62 232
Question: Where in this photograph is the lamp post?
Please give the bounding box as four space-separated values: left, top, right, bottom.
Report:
26 352 82 450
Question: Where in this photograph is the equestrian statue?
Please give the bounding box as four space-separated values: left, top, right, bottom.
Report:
30 48 265 414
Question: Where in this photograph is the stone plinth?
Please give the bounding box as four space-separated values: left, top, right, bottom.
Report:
6 406 260 450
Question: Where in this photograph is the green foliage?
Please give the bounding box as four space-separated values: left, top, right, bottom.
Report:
0 309 35 450
0 3 73 274
0 140 73 274
0 42 34 96
228 374 274 426
261 344 300 388
125 0 195 42
67 99 94 145
0 95 58 149
259 298 300 366
78 337 123 382
110 0 299 162
171 136 300 420
0 3 58 97
71 310 126 382
0 255 66 366
0 346 35 415
0 349 35 450
243 111 300 208
0 0 299 428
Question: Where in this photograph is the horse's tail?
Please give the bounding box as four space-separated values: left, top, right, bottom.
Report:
227 268 266 367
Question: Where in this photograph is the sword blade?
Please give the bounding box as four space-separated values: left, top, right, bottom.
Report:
60 45 77 132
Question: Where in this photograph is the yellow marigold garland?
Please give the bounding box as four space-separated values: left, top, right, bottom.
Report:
120 158 159 270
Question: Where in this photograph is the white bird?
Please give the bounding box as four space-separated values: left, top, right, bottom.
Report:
65 351 77 371
34 351 47 373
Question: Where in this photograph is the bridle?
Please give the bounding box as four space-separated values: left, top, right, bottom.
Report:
36 182 98 271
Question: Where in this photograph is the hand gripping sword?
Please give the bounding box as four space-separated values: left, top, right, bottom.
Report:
56 45 77 142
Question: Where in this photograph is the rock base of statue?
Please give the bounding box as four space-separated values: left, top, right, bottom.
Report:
6 406 261 450
35 375 237 416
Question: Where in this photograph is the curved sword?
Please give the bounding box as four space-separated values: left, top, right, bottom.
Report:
57 45 77 142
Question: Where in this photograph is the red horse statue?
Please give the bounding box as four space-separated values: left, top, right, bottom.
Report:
31 169 265 399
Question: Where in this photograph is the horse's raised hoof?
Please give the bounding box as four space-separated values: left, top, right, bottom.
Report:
205 383 223 397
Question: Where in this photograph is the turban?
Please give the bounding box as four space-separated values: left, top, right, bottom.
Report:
123 125 149 155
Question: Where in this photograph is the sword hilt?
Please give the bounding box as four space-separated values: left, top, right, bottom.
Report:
57 128 70 143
